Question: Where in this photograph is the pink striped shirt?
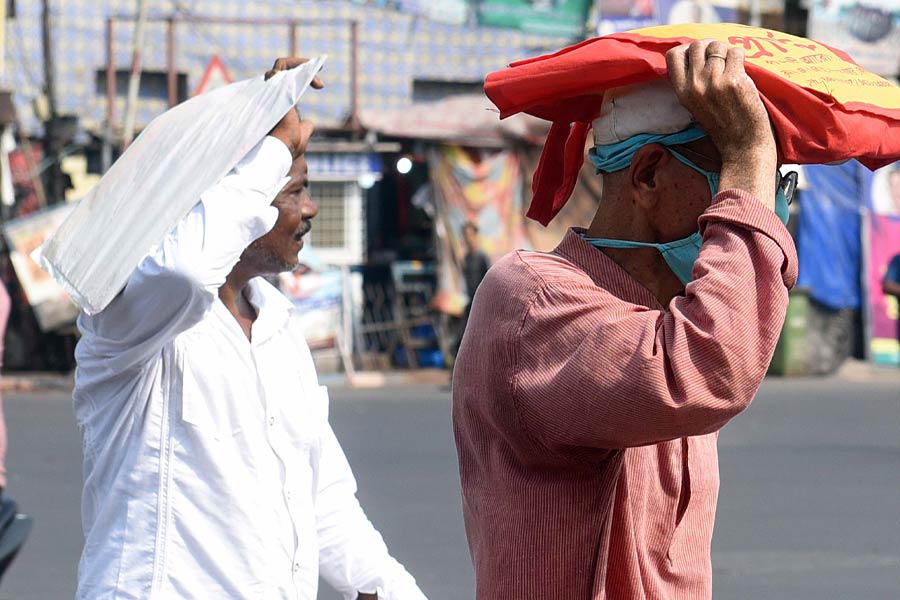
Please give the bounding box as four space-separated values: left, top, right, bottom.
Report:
452 189 798 599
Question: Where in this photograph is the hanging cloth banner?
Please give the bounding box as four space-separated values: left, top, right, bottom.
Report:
483 23 900 225
428 145 530 316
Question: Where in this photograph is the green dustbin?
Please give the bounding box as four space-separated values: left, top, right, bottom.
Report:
768 288 809 376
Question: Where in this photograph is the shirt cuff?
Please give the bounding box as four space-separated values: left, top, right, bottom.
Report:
215 135 292 198
376 580 429 600
348 560 428 600
199 134 292 231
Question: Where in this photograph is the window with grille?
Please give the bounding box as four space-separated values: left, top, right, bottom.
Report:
309 181 347 249
306 180 365 266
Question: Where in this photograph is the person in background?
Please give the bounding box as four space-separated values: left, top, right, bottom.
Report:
71 58 427 600
449 222 491 364
453 40 798 598
461 222 490 309
883 251 900 364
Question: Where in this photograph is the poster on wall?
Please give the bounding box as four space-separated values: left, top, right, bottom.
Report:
594 0 739 35
478 0 593 37
397 0 470 24
428 145 531 315
866 214 900 365
869 161 900 218
594 0 660 34
349 0 471 24
864 162 900 366
2 203 78 331
279 267 345 350
807 0 900 77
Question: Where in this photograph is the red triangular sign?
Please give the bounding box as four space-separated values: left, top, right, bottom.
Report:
193 55 233 97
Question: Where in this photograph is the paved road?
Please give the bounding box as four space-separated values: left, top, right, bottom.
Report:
1 374 898 599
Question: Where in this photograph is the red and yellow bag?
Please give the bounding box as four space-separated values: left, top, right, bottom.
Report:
485 23 900 225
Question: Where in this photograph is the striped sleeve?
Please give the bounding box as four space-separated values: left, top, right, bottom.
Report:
513 189 797 451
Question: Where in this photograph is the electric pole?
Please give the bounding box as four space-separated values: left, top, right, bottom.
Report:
123 0 149 147
41 0 65 205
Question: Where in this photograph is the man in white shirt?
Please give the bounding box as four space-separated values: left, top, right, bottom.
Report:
72 58 428 600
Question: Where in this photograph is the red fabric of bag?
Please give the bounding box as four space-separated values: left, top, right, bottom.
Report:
485 23 900 225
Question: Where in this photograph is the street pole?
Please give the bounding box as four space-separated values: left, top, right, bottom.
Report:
41 0 64 205
0 0 7 219
122 0 149 148
41 0 58 119
0 0 6 77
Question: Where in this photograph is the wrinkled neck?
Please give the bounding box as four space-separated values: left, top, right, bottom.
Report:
585 194 684 306
586 188 653 242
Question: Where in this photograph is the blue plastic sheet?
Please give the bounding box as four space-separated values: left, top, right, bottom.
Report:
796 161 863 310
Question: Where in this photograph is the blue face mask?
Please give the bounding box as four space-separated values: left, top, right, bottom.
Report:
583 177 789 287
668 148 791 225
582 148 710 286
666 148 720 199
585 127 791 285
774 177 790 225
582 232 703 286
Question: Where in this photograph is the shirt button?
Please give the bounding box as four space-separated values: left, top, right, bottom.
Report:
293 562 300 573
286 491 293 500
269 416 275 426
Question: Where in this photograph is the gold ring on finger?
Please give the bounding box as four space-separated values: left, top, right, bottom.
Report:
707 53 727 61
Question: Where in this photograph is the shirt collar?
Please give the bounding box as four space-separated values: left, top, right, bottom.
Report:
245 276 296 345
553 228 662 309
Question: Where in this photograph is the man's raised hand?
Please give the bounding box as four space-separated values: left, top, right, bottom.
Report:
666 39 777 208
267 57 324 158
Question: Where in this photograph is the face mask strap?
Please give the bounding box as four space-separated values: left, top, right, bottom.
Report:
582 231 703 286
665 148 720 198
588 125 708 174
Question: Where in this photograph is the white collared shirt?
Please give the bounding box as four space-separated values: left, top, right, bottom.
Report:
73 137 427 600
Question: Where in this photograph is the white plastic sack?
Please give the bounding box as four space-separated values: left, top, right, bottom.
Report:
37 56 327 315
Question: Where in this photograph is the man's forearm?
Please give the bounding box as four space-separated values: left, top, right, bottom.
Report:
883 280 900 296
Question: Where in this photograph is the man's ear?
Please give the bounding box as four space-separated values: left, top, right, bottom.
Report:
628 144 669 208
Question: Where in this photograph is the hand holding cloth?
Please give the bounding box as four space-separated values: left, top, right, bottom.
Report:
37 57 326 314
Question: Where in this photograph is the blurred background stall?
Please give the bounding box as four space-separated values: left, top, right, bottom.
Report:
0 1 896 373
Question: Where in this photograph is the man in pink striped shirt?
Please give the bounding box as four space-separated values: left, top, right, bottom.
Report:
452 40 798 598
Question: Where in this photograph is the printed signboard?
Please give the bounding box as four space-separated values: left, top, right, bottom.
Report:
3 203 79 331
478 0 593 37
808 0 900 77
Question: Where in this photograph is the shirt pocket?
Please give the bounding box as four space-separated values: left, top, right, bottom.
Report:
179 354 244 440
687 433 720 496
666 434 720 565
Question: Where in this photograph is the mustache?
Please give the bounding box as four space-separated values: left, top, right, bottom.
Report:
294 221 312 240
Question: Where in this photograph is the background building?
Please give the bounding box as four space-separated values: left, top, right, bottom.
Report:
0 0 898 371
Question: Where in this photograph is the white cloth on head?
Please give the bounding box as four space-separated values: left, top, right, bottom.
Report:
592 78 695 145
73 136 427 600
